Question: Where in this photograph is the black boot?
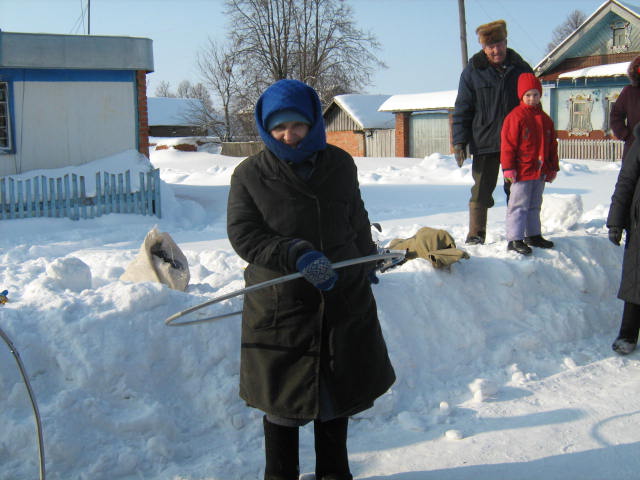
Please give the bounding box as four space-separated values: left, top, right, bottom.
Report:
465 203 487 245
612 301 640 355
525 235 554 248
314 417 352 480
263 416 300 480
507 240 532 255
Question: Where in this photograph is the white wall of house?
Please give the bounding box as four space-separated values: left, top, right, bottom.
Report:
554 86 622 133
1 80 136 176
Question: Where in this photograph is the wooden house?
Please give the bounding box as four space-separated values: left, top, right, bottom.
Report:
535 0 640 160
323 94 395 157
378 90 457 158
0 31 153 176
147 97 207 137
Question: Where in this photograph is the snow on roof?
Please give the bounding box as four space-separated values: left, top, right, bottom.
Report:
147 97 202 126
558 61 630 79
331 94 395 129
378 90 458 112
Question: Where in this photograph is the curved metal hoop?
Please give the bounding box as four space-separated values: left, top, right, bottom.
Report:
0 326 46 480
165 251 405 327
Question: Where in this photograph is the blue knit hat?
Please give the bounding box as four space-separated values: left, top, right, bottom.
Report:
255 79 326 164
266 109 311 131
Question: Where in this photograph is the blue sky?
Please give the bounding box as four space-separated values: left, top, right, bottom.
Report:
0 0 611 96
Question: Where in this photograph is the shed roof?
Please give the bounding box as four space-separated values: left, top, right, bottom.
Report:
326 94 395 129
0 31 154 71
148 97 203 126
378 90 458 112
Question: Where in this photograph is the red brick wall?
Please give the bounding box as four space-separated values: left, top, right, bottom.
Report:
326 131 365 157
395 112 410 157
136 71 150 158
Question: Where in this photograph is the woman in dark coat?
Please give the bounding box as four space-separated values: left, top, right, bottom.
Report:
227 79 395 480
610 56 640 160
607 123 640 355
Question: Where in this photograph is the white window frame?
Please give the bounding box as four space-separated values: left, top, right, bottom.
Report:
0 82 12 153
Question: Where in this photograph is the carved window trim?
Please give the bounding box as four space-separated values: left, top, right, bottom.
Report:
567 94 594 136
609 21 630 53
603 92 620 133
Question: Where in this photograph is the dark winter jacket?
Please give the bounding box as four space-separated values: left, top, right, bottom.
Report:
500 103 559 182
610 56 640 159
452 48 533 155
607 123 640 304
227 145 396 419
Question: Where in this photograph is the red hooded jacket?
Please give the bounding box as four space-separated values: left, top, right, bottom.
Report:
500 73 559 181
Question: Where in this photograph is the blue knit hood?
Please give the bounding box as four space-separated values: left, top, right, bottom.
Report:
255 79 327 164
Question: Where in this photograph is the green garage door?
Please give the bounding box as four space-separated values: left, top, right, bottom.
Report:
409 112 451 158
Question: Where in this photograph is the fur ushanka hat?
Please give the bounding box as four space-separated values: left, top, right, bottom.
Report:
476 19 507 46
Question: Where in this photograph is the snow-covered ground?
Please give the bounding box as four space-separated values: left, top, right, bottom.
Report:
1 141 638 480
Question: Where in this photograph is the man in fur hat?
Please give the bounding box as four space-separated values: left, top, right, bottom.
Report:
452 19 534 245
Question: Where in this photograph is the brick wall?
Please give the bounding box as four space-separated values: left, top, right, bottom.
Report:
136 71 150 158
395 112 410 157
326 131 365 156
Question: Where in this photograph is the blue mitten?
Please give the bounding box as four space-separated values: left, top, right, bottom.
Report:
296 250 338 291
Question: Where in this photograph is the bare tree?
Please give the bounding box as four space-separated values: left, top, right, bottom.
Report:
546 10 587 53
225 0 384 106
176 80 195 98
154 80 175 97
197 38 241 141
180 82 221 138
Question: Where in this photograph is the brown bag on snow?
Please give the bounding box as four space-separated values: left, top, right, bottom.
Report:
387 227 469 269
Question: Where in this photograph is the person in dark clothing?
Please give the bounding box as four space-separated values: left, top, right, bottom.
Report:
607 123 640 355
610 55 640 160
226 79 396 480
452 19 534 244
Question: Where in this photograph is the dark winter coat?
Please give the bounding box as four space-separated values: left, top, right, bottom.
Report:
607 123 640 304
227 145 396 419
452 48 533 155
500 103 559 182
610 56 640 159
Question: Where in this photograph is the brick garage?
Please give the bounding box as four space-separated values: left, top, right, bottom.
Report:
323 94 395 157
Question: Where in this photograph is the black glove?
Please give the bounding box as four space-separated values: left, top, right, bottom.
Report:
608 227 623 246
453 144 467 168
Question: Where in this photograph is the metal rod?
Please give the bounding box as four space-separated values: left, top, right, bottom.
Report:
0 325 46 480
165 251 405 327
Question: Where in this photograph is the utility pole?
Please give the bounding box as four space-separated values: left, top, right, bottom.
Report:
88 0 91 35
458 0 468 69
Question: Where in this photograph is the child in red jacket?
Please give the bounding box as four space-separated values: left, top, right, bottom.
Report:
501 73 560 255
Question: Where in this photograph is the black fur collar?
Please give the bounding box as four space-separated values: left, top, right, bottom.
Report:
471 48 528 70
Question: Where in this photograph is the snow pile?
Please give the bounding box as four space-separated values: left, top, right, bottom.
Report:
0 148 638 480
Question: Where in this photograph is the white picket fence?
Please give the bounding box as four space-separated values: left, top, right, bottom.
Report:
557 139 624 162
0 169 161 221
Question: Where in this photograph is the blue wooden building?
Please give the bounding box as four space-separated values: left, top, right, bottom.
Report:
0 31 154 176
535 0 640 159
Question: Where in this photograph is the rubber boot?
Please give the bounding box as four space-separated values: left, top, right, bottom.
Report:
465 202 487 245
314 417 352 480
263 416 300 480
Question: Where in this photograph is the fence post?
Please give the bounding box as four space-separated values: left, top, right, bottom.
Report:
153 169 161 218
95 172 102 217
9 178 15 219
139 172 146 215
0 177 5 220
